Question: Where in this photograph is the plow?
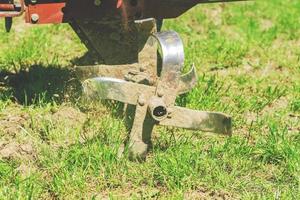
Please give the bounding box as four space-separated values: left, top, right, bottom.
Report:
1 0 247 160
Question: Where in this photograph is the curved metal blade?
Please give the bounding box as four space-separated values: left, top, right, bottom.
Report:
151 31 185 106
160 106 232 135
83 77 155 105
178 64 198 95
75 64 139 81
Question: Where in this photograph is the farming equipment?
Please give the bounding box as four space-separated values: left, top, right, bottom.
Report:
1 0 246 160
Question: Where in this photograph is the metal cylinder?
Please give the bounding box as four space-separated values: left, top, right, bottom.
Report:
0 4 14 11
148 97 168 121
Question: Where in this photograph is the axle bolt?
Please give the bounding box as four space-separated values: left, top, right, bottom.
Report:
167 108 173 118
157 90 164 97
31 14 39 23
148 78 155 86
140 66 146 72
138 96 146 106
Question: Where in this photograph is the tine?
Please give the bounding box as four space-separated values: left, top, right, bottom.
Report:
178 64 198 95
75 64 139 81
154 31 184 88
160 106 232 135
82 77 155 105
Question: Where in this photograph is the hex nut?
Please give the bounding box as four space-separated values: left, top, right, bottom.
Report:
140 66 146 72
31 14 39 23
138 96 146 106
157 90 164 97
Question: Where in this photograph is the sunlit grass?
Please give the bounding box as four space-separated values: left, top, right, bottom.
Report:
0 0 299 199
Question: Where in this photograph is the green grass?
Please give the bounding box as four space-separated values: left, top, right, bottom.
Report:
1 0 300 199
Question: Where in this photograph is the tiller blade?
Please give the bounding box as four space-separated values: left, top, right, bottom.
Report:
79 21 231 160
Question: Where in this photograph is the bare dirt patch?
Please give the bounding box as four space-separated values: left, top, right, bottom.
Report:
92 187 160 199
184 188 232 200
52 106 86 128
0 106 29 135
260 19 274 31
0 141 34 159
45 105 90 146
261 96 289 115
0 140 37 177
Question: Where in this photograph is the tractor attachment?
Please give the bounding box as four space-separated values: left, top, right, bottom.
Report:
0 0 242 160
78 19 232 160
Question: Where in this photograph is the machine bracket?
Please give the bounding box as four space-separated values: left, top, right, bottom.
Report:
80 29 232 160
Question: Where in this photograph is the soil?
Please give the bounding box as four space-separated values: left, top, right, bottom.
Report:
0 107 29 135
52 106 86 128
0 141 34 159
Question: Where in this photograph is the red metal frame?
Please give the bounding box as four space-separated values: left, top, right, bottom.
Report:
1 0 248 24
0 0 25 17
25 2 66 24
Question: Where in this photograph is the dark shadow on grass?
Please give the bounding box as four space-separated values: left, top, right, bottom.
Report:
0 62 129 123
0 65 82 105
0 61 174 153
71 51 104 66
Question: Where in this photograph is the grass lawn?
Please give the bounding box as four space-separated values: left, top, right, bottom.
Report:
0 0 300 199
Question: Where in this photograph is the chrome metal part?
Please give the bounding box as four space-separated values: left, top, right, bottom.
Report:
178 64 198 94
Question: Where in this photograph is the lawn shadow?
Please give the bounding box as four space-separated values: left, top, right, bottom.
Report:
0 64 82 105
0 58 150 148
